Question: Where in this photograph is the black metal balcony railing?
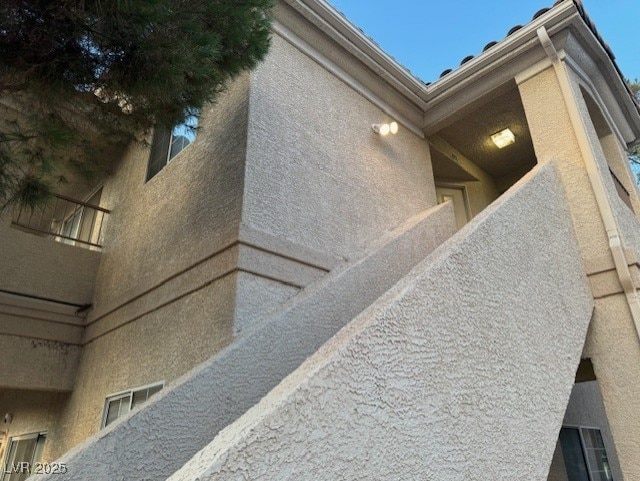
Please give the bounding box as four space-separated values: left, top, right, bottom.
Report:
11 193 110 249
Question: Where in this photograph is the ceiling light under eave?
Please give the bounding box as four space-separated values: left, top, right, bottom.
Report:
491 128 515 149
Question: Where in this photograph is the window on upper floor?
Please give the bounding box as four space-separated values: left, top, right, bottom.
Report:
559 426 614 481
146 113 199 181
101 382 164 428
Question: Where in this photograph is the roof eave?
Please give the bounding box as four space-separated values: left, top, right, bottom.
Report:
277 0 640 143
424 1 576 105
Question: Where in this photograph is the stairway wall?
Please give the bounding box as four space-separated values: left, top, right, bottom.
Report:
169 162 594 481
36 200 455 481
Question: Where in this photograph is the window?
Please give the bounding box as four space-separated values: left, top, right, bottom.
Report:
101 382 164 428
559 426 614 481
56 187 104 248
1 432 46 481
146 113 199 181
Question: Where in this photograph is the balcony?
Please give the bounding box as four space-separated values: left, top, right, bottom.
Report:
0 193 106 390
10 192 110 249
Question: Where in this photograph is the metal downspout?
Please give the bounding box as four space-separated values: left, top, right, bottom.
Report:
536 26 640 340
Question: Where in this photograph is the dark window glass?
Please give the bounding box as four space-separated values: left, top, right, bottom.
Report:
560 427 590 481
102 383 163 428
146 114 199 181
560 427 614 481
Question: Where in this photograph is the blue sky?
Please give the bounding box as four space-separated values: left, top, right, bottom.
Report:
327 1 639 84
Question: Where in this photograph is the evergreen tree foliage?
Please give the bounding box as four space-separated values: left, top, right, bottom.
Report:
627 79 640 182
0 0 273 208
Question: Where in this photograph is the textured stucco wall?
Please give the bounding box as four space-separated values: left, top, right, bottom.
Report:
565 68 640 480
0 220 101 305
547 380 624 481
243 33 437 260
0 390 69 463
567 70 640 245
0 336 81 391
518 67 610 261
46 273 238 460
547 441 569 481
521 65 640 480
599 133 640 214
583 296 640 480
36 202 455 481
169 163 594 481
90 73 250 316
233 271 299 335
574 86 640 264
31 27 444 461
41 74 264 458
0 219 89 390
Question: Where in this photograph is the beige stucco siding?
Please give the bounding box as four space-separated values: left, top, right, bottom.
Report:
32 203 455 481
0 220 101 305
565 67 640 480
599 133 640 214
583 296 640 480
546 380 623 481
46 272 238 459
564 381 623 480
567 70 639 227
547 441 570 481
0 390 69 463
39 73 254 458
243 34 436 260
0 336 81 392
170 162 594 481
29 27 445 460
520 64 640 480
90 73 250 317
518 66 609 260
0 221 96 391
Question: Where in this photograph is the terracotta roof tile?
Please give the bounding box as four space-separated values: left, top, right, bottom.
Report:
433 0 639 113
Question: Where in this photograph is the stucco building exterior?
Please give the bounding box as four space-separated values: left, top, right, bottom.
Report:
1 0 639 479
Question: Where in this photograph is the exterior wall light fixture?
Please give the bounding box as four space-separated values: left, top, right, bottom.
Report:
372 121 399 136
491 128 515 148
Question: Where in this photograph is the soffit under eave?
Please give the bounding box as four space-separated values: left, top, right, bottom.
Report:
421 41 552 136
420 12 640 146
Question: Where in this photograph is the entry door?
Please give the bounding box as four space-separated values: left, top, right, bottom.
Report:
436 185 470 230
